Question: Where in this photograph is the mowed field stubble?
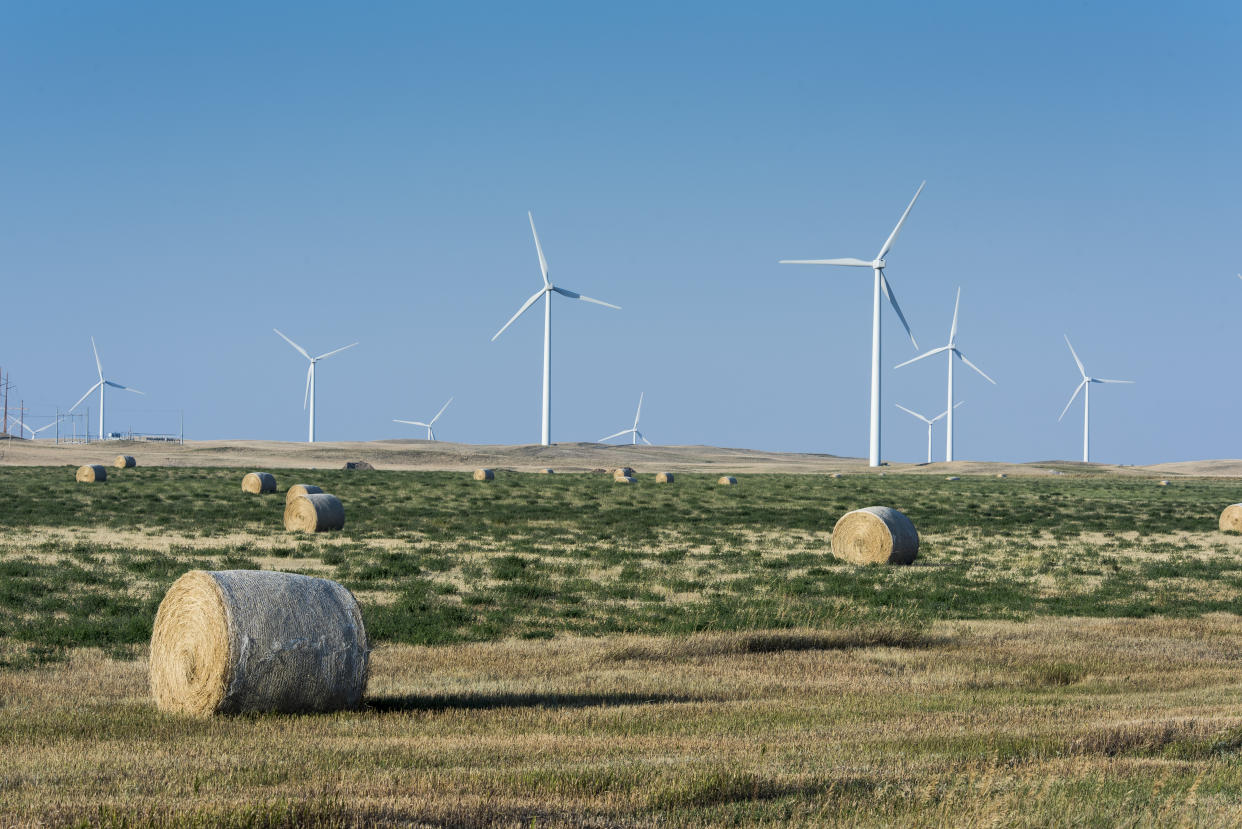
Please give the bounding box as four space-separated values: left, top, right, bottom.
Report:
3 465 1242 826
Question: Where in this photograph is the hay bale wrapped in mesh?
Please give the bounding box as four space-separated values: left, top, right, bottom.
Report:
654 472 674 483
113 455 136 469
76 464 107 483
286 483 324 505
831 506 919 565
1220 504 1242 532
473 468 494 481
612 467 636 480
717 476 737 486
615 475 637 484
242 472 276 494
149 570 368 716
538 468 555 474
285 493 345 532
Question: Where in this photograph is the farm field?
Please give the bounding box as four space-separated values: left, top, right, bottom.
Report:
2 465 1242 825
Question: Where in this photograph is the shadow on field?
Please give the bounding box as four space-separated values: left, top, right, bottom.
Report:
367 690 700 713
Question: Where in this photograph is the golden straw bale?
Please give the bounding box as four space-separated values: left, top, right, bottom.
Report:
473 468 495 481
946 476 960 481
1219 504 1242 533
113 455 136 469
717 476 737 486
654 472 674 483
831 506 919 565
149 570 368 716
241 472 276 494
539 468 554 474
76 464 107 483
612 467 636 479
284 493 345 533
286 484 324 505
615 475 637 484
829 473 844 479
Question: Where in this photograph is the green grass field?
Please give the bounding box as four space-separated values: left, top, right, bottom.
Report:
2 466 1241 825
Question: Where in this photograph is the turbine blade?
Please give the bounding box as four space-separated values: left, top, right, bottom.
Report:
949 286 961 345
314 342 358 361
529 211 549 285
1093 378 1135 384
895 403 931 423
955 350 996 384
778 258 872 267
931 401 963 423
91 336 103 380
551 286 621 310
274 329 312 361
106 381 145 395
70 381 102 413
1058 380 1086 422
880 272 918 349
492 288 548 341
633 392 644 429
876 180 926 261
639 432 652 446
303 364 312 410
599 429 631 443
429 397 454 425
393 419 423 425
894 345 949 370
1064 334 1086 378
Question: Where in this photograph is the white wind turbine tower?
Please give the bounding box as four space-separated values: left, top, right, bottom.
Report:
274 329 357 443
600 392 650 445
69 337 144 441
894 288 995 462
393 397 454 441
895 402 963 464
492 211 621 446
1058 335 1134 463
780 182 925 467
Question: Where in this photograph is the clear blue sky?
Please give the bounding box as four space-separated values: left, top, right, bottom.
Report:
1 1 1238 463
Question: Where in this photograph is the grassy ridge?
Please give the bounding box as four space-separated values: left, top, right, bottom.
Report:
1 466 1240 667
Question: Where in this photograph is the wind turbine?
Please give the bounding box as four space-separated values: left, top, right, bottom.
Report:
492 211 621 446
780 182 925 466
11 417 57 439
69 337 144 441
895 402 964 464
1058 335 1134 463
274 329 357 443
894 287 995 462
600 392 650 445
393 397 454 441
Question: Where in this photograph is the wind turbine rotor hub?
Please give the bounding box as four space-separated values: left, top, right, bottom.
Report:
871 259 885 269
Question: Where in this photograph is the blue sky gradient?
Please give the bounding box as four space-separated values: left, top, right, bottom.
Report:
1 2 1238 463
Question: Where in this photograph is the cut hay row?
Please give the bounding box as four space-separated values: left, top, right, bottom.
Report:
149 570 368 716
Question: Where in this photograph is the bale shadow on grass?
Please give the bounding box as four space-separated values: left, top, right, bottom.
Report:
367 690 701 713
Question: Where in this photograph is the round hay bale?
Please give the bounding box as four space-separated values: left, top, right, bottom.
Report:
113 455 136 469
615 475 637 484
241 472 276 494
286 483 324 505
946 476 960 481
473 468 494 482
831 506 919 566
1158 480 1170 487
612 467 636 479
149 569 368 716
1219 504 1242 532
539 468 554 474
76 464 107 483
996 473 1008 479
284 493 345 533
717 476 737 486
654 472 674 483
829 473 844 479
